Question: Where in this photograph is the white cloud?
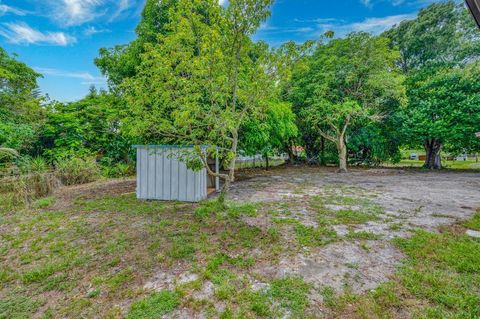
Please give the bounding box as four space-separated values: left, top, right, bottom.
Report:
311 13 416 37
219 0 228 6
34 67 107 85
45 0 140 26
347 13 416 33
110 0 131 21
0 22 76 46
47 0 105 27
0 3 27 16
83 26 110 36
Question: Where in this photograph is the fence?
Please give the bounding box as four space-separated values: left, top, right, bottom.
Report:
235 154 288 170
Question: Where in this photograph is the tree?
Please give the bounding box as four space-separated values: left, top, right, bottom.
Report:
240 101 298 169
122 0 274 199
402 64 480 169
290 33 405 172
384 1 480 168
95 0 178 88
0 47 44 154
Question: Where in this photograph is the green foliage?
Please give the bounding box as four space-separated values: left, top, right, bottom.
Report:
385 1 480 168
290 32 405 171
122 0 274 189
0 147 19 164
39 89 133 164
240 101 298 158
101 162 135 178
401 63 480 156
95 0 177 88
269 277 311 315
0 47 44 154
127 290 179 319
16 156 49 174
55 157 101 186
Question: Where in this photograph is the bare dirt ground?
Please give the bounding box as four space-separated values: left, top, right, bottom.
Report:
228 166 480 295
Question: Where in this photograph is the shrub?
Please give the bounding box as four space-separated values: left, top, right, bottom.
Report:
102 163 135 178
55 157 101 186
17 156 49 174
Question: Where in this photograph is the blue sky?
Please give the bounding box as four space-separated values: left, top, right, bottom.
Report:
0 0 441 102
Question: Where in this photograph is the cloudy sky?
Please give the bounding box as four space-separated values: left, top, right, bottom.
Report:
0 0 442 102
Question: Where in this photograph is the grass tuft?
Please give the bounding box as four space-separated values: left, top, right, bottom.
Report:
127 290 179 319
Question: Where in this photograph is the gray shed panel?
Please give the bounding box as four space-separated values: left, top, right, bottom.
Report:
135 146 209 202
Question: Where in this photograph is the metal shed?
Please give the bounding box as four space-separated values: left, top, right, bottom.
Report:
134 145 219 202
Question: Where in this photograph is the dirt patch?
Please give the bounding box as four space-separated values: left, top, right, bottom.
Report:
229 166 480 294
51 178 135 210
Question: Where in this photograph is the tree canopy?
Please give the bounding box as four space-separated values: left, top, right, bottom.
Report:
385 1 480 168
290 32 405 172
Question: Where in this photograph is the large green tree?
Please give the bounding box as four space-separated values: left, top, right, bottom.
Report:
385 1 480 168
290 33 405 172
0 47 44 155
123 0 274 197
95 0 178 88
403 64 480 168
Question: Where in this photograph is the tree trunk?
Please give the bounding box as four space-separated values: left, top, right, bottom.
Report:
286 140 296 164
337 137 348 173
265 153 269 171
218 177 230 206
320 136 326 166
424 139 442 169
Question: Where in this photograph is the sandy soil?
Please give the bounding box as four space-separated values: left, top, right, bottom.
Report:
228 166 480 294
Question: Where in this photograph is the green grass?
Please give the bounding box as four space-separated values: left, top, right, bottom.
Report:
311 195 383 226
127 290 179 319
335 219 480 318
464 210 480 231
396 159 480 170
269 277 312 316
0 185 285 318
294 224 337 247
32 196 56 209
2 178 479 318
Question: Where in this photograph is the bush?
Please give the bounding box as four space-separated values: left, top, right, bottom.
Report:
17 156 49 174
55 157 101 186
102 163 135 178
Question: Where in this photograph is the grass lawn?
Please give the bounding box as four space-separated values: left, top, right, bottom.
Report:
331 215 480 318
396 159 480 170
1 180 479 318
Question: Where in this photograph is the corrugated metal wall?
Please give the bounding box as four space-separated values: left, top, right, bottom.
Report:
136 146 207 202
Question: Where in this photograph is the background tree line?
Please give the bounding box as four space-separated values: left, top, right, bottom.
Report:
1 0 479 191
